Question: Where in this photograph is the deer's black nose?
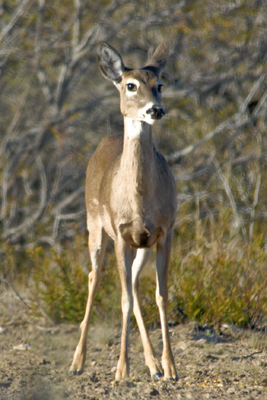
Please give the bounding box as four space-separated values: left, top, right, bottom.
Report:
146 106 165 120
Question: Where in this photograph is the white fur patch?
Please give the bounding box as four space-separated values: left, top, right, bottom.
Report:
124 118 144 138
138 102 156 125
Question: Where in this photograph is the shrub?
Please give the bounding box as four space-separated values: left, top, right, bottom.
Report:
27 235 121 324
168 233 267 329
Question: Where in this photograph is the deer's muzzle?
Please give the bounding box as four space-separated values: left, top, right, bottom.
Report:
146 106 165 120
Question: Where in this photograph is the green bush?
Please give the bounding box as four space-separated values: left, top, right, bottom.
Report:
27 235 121 324
168 233 267 329
2 229 267 329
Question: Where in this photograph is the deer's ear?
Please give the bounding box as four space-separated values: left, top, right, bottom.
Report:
97 42 125 83
143 43 169 77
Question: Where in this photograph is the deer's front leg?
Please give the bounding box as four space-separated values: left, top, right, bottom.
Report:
114 238 134 380
69 226 108 375
156 230 177 381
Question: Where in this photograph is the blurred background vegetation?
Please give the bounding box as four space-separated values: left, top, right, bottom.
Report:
1 0 267 329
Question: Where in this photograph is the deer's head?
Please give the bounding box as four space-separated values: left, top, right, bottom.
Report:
97 42 168 125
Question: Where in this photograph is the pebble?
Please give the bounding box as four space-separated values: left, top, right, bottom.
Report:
226 387 236 394
13 344 31 351
150 388 159 396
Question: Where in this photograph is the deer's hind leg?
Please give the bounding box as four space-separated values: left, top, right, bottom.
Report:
69 215 108 375
132 248 163 379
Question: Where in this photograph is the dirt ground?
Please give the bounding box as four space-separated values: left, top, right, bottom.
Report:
0 317 267 400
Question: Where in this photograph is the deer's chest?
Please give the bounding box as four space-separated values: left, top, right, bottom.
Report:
99 162 175 245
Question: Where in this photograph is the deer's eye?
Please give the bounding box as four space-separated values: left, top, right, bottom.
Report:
127 83 137 92
158 84 163 93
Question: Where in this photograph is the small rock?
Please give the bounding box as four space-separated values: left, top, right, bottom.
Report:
226 387 236 394
178 342 188 350
0 382 11 388
39 359 51 365
89 372 99 383
150 388 159 396
13 344 31 351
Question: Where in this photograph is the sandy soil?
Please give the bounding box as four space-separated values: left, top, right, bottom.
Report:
0 319 267 400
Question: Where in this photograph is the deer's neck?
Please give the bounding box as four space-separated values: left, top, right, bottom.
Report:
119 118 156 216
121 118 155 184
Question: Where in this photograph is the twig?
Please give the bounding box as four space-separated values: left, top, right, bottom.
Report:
166 113 241 161
252 88 267 116
0 277 31 310
4 156 47 239
72 0 82 54
249 161 261 242
233 350 263 361
56 63 68 108
0 0 31 44
214 159 246 239
242 350 263 359
53 210 84 240
239 74 265 114
51 187 84 214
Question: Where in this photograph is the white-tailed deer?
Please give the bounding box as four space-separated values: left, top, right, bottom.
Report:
69 42 177 381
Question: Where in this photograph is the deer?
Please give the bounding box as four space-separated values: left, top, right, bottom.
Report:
69 41 177 381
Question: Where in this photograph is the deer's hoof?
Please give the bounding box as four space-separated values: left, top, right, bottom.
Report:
165 376 178 382
152 372 162 380
69 369 83 376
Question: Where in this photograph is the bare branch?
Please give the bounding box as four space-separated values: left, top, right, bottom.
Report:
72 0 82 54
55 64 68 109
0 85 31 158
167 74 266 162
0 165 9 224
0 0 31 44
214 159 247 239
166 114 241 161
74 0 128 57
51 187 84 214
0 277 31 310
53 210 84 240
3 156 47 240
249 133 262 242
239 74 265 114
252 88 267 117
